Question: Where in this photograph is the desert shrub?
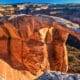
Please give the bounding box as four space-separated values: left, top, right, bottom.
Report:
68 55 77 63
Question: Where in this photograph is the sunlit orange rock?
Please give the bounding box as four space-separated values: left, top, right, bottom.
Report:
0 15 80 80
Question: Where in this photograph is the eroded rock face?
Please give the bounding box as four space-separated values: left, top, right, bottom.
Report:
0 15 80 80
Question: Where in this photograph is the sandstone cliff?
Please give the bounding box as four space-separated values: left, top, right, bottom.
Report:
0 15 80 80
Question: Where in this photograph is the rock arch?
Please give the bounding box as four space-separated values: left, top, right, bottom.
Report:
0 15 80 80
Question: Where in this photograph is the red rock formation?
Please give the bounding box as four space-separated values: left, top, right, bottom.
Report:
0 15 80 80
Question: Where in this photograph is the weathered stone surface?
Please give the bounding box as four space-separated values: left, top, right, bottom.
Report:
0 15 80 80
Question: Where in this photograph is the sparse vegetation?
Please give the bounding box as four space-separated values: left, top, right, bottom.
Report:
67 45 80 73
68 55 77 63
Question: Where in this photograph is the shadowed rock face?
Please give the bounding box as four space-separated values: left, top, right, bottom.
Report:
0 15 80 80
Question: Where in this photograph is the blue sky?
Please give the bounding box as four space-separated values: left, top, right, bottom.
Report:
0 0 80 4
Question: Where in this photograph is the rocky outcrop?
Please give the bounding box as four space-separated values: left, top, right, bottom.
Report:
0 15 80 80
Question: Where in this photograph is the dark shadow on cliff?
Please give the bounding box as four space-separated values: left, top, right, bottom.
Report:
66 34 80 49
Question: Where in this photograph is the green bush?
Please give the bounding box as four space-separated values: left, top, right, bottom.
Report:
68 55 77 63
